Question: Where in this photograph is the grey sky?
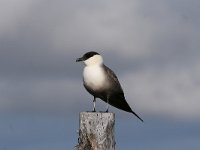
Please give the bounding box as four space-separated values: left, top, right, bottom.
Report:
0 0 200 119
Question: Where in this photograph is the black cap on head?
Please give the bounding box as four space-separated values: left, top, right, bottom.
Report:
76 51 99 62
84 51 99 59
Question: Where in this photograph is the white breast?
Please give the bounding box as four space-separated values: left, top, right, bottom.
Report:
83 65 106 90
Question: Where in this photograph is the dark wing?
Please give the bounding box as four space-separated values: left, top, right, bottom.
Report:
103 65 131 110
103 65 143 122
103 65 123 93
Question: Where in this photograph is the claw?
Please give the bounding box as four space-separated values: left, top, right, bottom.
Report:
93 96 96 112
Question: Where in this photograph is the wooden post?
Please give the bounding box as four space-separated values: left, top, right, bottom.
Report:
77 112 115 150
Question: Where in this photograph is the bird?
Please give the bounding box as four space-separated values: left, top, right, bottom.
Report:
76 51 143 122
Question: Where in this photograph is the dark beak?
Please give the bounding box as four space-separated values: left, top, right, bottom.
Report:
76 57 83 62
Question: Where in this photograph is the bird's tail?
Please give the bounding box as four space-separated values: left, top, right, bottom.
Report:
131 110 143 122
108 93 144 122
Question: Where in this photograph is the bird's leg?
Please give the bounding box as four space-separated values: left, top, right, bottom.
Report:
92 96 96 112
106 104 109 112
105 96 109 112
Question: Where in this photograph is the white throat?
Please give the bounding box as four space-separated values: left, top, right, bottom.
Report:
83 64 106 91
83 55 103 66
82 54 107 91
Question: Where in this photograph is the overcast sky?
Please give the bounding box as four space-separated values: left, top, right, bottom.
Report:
0 0 200 120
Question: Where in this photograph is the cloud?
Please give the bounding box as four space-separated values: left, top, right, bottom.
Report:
0 0 200 119
122 63 200 119
0 78 86 114
0 0 40 35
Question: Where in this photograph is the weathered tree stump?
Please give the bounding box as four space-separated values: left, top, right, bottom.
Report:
77 112 115 150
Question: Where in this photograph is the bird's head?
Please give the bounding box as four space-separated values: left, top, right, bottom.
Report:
76 51 103 66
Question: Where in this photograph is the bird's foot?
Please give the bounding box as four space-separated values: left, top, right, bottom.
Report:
86 108 96 112
86 109 96 113
99 109 109 113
